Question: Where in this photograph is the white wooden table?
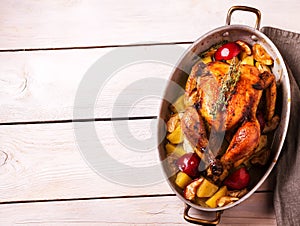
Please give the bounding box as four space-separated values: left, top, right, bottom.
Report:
1 1 299 225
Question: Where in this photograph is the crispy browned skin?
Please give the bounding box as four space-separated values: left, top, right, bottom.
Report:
183 61 276 172
181 106 208 150
200 62 265 131
221 120 260 165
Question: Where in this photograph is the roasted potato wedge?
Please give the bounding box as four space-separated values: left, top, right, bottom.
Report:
165 143 186 157
205 186 228 208
255 62 271 73
236 40 252 55
196 178 219 198
166 124 184 144
253 44 273 65
175 172 192 189
241 55 254 66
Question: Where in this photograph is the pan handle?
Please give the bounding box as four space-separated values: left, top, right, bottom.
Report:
183 204 222 225
226 5 261 30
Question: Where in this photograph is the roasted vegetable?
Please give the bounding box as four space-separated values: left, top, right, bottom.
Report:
217 196 239 207
201 55 212 64
241 55 254 66
196 178 219 198
205 186 228 208
255 61 271 73
165 143 186 157
175 172 192 189
236 40 252 55
184 177 204 201
253 44 273 65
166 114 180 133
166 124 184 144
227 188 248 198
263 115 280 133
250 149 271 165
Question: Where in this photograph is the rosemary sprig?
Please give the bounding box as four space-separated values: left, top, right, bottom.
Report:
211 58 241 118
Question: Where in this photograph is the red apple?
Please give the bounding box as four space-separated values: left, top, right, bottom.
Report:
214 42 241 61
176 153 201 178
224 167 250 190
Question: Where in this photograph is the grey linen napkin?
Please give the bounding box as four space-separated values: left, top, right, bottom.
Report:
261 27 300 226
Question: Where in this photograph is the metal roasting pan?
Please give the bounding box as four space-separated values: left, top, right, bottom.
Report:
158 6 291 225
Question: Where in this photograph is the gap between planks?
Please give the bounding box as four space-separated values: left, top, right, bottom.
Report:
0 42 193 53
0 193 176 205
0 193 275 225
0 116 157 126
0 191 273 206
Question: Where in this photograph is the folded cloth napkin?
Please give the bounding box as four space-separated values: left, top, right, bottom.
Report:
261 27 300 226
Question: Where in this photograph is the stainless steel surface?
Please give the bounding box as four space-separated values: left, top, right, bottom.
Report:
184 204 222 225
226 5 262 30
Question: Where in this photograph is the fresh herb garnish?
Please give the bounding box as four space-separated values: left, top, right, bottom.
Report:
211 58 241 118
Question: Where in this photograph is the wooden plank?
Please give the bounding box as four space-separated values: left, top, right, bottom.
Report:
0 43 291 124
0 120 170 202
1 0 300 49
0 46 185 123
0 120 274 202
0 194 275 225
